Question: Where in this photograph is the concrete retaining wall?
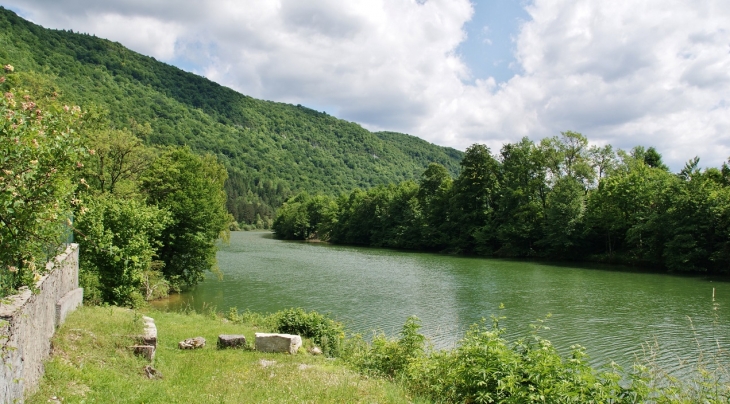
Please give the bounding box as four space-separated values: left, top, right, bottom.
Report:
0 244 81 403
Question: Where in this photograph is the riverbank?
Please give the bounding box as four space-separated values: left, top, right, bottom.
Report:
28 304 730 403
26 306 417 403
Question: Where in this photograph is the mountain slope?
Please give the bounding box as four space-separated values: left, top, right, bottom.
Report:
0 7 463 225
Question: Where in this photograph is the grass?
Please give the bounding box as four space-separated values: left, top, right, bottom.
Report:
27 306 421 403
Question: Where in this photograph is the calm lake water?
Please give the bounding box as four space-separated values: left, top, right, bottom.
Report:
154 231 730 373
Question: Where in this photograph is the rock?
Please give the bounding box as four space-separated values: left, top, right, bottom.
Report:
254 333 302 354
308 346 323 355
218 334 247 349
178 336 206 349
130 345 155 361
141 316 157 347
143 365 163 379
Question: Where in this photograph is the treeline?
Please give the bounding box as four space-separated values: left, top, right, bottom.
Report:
0 7 463 227
0 69 230 305
274 131 730 273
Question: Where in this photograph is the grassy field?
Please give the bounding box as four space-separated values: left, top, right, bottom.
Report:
27 306 420 403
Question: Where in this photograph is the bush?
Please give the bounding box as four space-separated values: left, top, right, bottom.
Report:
75 195 170 307
346 316 426 379
275 307 345 356
346 315 730 403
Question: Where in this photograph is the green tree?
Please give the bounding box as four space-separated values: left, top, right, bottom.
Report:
417 163 453 250
75 195 169 306
585 154 675 265
82 127 153 196
141 147 229 287
451 144 501 254
494 138 546 256
540 176 586 256
272 192 337 240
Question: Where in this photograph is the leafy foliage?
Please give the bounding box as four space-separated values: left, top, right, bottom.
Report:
343 314 730 403
74 195 169 306
0 83 86 295
274 307 345 357
141 147 230 287
277 132 730 273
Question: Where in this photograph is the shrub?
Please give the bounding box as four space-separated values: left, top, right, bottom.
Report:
275 307 345 356
347 316 426 379
75 195 170 307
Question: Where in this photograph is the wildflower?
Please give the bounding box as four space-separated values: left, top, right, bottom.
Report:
66 218 73 226
76 161 83 168
30 160 38 165
0 77 5 83
80 206 89 215
80 178 89 188
33 273 42 283
88 149 96 155
63 105 69 112
32 139 39 148
3 64 13 72
23 94 30 101
4 92 12 99
8 266 17 273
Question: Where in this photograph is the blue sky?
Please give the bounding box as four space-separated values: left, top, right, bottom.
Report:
459 0 529 84
3 0 730 170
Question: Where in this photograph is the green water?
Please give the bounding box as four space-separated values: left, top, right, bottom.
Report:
154 231 730 373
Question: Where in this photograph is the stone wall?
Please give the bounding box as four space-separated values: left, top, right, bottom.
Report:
0 244 81 403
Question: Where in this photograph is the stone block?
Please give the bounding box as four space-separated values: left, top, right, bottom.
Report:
141 316 157 347
55 287 83 327
255 333 302 354
131 345 155 361
218 334 247 349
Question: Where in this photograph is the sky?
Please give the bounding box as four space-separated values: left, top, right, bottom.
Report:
3 0 730 170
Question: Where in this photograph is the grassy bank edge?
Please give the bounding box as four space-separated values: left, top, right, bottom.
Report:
26 306 421 404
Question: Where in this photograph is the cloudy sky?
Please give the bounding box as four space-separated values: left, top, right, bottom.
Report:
4 0 730 170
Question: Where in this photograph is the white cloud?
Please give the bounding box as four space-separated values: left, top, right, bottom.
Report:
4 0 730 169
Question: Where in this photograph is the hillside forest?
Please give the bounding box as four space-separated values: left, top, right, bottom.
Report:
0 7 463 229
274 131 730 274
0 7 462 304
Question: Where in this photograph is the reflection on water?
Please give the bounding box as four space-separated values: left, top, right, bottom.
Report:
153 231 730 373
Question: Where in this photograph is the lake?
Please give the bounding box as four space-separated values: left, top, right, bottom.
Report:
153 231 730 374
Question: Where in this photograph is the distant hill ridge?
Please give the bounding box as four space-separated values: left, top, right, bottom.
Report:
0 7 463 225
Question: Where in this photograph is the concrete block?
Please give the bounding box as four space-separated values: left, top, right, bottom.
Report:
255 333 302 354
218 334 247 349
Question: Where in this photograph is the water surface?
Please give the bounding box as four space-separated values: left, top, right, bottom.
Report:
154 231 730 373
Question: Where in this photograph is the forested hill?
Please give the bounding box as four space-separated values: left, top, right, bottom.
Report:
0 7 463 226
